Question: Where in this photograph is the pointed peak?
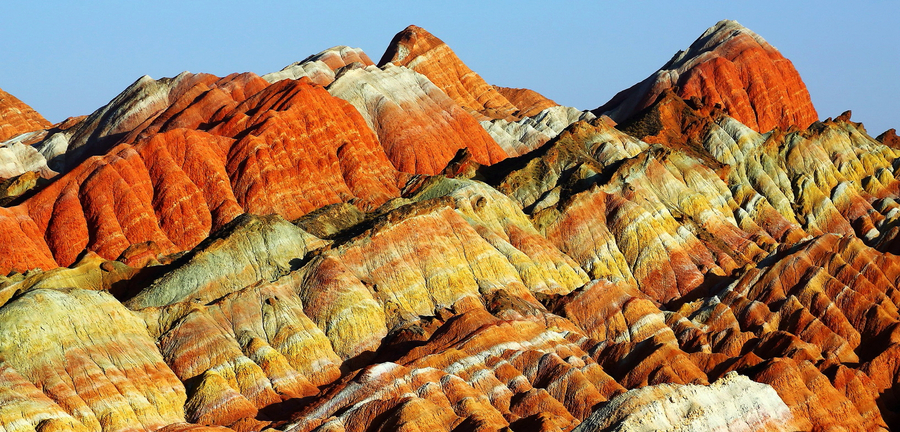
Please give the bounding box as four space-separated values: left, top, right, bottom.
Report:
0 86 52 141
597 19 817 133
663 19 770 71
379 25 444 66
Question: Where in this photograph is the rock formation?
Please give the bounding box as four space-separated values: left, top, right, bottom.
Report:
379 25 521 121
0 19 898 432
0 87 50 142
0 72 403 275
594 19 818 133
573 373 797 431
263 46 375 86
327 63 507 174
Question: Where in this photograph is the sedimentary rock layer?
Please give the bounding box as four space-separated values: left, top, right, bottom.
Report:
380 25 521 121
595 19 818 132
327 63 507 174
0 74 402 275
1 19 899 432
0 87 50 142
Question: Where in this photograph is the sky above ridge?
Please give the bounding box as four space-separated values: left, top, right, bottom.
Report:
2 0 897 135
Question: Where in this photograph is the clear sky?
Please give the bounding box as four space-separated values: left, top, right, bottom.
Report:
2 1 897 135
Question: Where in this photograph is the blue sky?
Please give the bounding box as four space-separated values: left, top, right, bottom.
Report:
2 1 897 135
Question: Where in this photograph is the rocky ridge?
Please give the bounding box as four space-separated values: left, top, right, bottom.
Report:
0 18 898 432
595 19 819 133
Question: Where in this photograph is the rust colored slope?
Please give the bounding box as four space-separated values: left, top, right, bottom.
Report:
494 85 559 118
328 64 507 174
379 25 519 121
0 76 401 275
595 19 818 132
0 87 50 141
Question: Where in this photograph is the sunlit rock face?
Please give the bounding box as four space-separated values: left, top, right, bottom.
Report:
595 19 818 133
573 373 796 432
379 25 521 122
0 87 50 142
0 73 403 275
327 63 507 174
263 46 375 86
0 289 187 432
2 19 900 432
0 88 54 182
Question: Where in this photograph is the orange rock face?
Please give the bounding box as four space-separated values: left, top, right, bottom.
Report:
0 87 50 142
328 63 507 174
595 19 819 133
380 25 521 121
493 86 559 118
0 74 402 274
4 19 900 432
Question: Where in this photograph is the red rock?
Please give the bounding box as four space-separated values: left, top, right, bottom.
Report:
380 25 520 121
877 128 900 149
0 75 402 274
748 358 875 431
494 86 559 118
0 87 50 141
595 20 818 133
327 63 507 174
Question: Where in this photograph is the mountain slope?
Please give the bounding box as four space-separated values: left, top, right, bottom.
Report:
0 87 50 142
595 19 818 133
2 19 900 432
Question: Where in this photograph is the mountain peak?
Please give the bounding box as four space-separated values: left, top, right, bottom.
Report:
596 19 818 132
0 87 51 142
379 25 526 121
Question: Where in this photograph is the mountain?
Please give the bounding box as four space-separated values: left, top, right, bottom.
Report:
0 87 50 142
0 20 898 432
594 20 819 133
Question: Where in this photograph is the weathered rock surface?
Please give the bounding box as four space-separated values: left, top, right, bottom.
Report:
126 213 327 309
483 106 596 157
573 373 795 432
0 74 402 275
327 63 507 173
379 25 521 121
0 289 187 431
0 87 50 142
3 18 900 432
264 46 375 86
595 19 818 133
494 86 559 119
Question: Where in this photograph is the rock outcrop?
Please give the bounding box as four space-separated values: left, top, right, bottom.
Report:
0 87 50 142
327 63 507 174
379 25 522 122
2 18 899 432
594 19 818 133
573 373 796 432
263 46 375 86
0 289 187 431
0 73 402 275
483 106 596 157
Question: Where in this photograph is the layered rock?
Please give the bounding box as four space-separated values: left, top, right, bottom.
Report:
0 87 50 142
573 373 796 432
0 74 402 275
3 18 900 432
284 307 624 432
327 63 507 173
126 214 327 309
494 86 559 118
264 46 375 86
594 19 818 132
483 106 596 157
379 25 521 121
0 289 187 431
